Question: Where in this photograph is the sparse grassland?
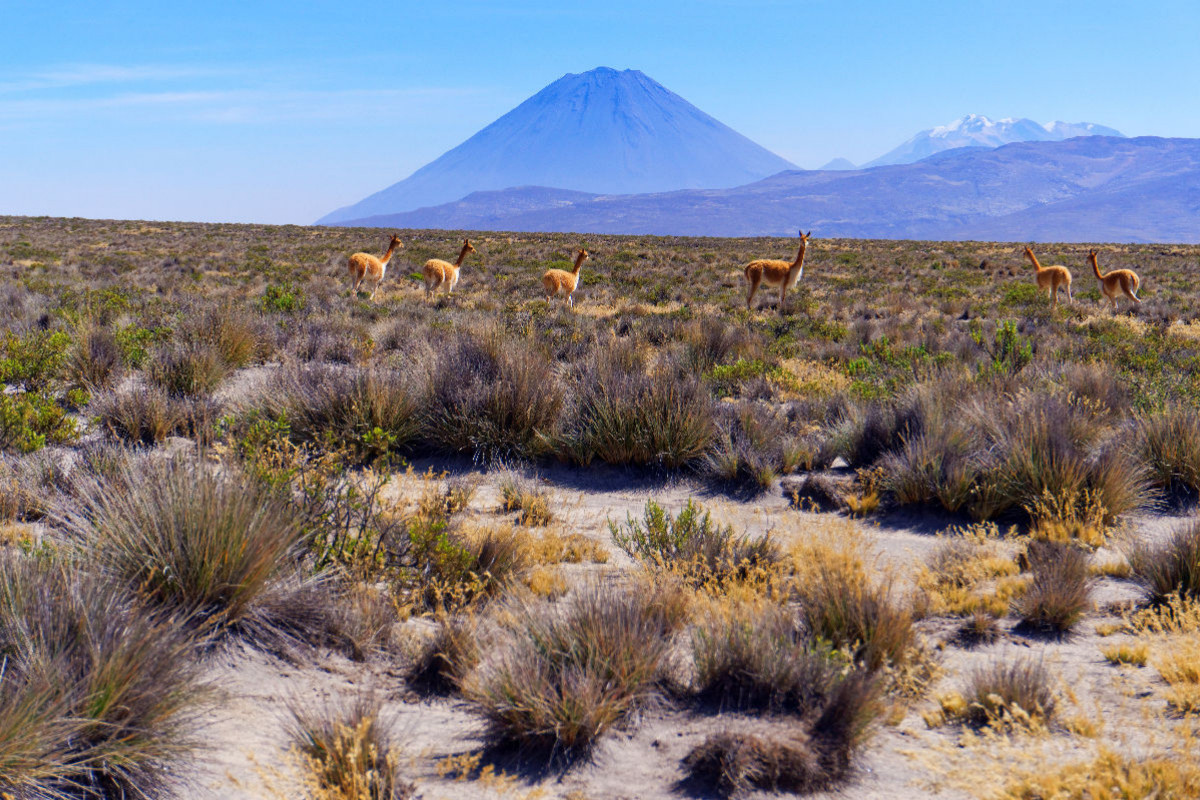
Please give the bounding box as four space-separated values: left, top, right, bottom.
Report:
2 216 1200 798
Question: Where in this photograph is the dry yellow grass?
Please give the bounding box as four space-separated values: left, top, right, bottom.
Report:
1101 642 1149 667
997 748 1200 799
1155 635 1200 713
916 525 1023 617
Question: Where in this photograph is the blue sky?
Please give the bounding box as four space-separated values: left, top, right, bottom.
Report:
2 0 1197 224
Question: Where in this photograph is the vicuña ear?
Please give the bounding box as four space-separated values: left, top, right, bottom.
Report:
805 231 812 238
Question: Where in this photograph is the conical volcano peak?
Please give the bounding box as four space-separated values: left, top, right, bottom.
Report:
318 67 795 224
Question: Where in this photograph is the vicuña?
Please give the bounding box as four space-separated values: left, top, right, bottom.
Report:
1022 245 1073 308
1089 250 1141 311
348 233 402 300
423 239 476 300
744 231 810 312
542 249 589 307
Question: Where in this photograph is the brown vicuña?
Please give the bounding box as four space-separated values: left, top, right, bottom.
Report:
1022 245 1073 308
542 248 589 307
347 233 402 300
1089 249 1141 311
422 239 476 300
744 231 810 312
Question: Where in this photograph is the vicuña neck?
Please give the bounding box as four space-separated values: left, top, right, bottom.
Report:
1025 250 1043 271
381 243 397 265
455 245 471 267
1090 254 1103 279
793 243 807 269
572 253 586 275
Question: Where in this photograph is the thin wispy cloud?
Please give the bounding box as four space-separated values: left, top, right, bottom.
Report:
0 87 489 125
0 63 232 94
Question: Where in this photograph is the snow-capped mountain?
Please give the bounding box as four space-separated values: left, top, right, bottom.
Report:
862 114 1124 167
317 67 796 225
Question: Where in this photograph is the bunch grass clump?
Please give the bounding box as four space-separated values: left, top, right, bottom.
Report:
269 365 425 462
424 333 562 462
941 658 1057 731
1014 539 1092 634
561 343 715 469
147 339 229 397
0 552 204 799
462 584 685 763
1129 520 1200 606
57 456 320 645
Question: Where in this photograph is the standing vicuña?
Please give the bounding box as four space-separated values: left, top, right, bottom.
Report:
1022 245 1072 308
348 233 402 300
1089 250 1140 311
423 239 476 300
744 231 810 312
542 249 589 307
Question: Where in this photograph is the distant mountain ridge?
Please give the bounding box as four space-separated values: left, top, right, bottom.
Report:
333 136 1200 244
862 113 1125 167
317 67 796 224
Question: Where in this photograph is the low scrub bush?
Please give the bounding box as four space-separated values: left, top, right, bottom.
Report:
462 584 684 763
0 389 77 452
0 553 204 799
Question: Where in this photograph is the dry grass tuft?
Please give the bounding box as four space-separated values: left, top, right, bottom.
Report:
1101 641 1148 666
498 475 553 526
56 456 323 647
287 693 415 800
404 615 481 696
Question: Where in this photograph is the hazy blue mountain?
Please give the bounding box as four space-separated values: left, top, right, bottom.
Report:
334 136 1200 244
317 67 796 224
819 158 858 170
863 114 1125 167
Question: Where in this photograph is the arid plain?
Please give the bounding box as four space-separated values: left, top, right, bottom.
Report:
3 215 1200 799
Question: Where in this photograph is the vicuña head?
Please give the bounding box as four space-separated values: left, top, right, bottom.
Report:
347 232 403 301
1088 249 1141 311
542 247 590 308
421 238 477 301
1021 244 1072 308
743 229 811 312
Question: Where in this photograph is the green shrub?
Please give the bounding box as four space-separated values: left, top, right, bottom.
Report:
609 498 777 585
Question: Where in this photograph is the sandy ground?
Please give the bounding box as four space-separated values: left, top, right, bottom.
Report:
184 453 1199 800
